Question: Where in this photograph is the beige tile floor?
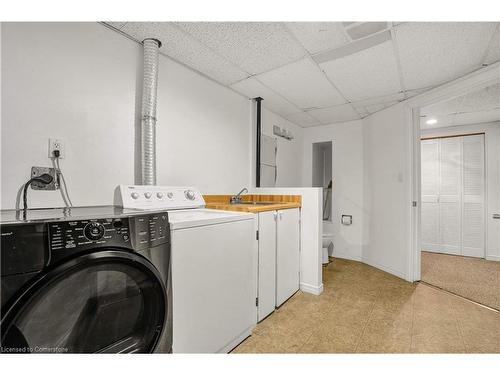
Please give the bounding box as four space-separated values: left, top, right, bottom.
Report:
421 251 500 310
233 258 500 353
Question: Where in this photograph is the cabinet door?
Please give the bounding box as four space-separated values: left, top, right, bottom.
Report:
276 208 300 307
257 211 277 322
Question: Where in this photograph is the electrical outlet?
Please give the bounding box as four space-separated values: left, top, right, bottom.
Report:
48 138 64 158
31 166 58 190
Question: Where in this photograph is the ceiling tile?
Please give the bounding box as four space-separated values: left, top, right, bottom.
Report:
229 77 300 117
351 92 405 107
421 95 465 116
120 22 248 85
395 22 497 90
484 25 500 64
320 41 402 102
284 111 321 127
453 108 500 126
307 104 360 124
420 114 454 129
176 22 306 75
461 83 500 112
285 22 349 54
104 22 127 30
257 58 346 110
364 101 399 114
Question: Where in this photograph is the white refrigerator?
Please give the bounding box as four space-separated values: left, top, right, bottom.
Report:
260 134 277 187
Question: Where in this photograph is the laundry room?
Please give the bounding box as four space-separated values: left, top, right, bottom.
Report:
1 1 500 373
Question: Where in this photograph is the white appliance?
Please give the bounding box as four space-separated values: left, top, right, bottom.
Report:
116 185 257 353
260 134 277 187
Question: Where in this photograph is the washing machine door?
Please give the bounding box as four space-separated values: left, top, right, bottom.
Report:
0 250 166 353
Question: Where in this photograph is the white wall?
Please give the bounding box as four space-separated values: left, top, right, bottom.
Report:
301 120 366 262
421 122 500 261
1 22 252 209
261 108 303 187
362 104 413 279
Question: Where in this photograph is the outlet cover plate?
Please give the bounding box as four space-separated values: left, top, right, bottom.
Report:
48 138 64 158
31 166 58 190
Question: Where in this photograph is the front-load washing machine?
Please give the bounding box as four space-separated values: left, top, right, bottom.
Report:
0 206 172 353
116 185 258 353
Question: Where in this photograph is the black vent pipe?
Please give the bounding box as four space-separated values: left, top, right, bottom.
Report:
254 97 263 187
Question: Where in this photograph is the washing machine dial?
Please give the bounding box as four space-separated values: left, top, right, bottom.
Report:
167 192 174 199
144 192 152 199
157 192 164 199
84 222 105 241
131 192 139 200
184 190 196 200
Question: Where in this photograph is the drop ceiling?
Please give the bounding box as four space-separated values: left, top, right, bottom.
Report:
420 82 500 129
104 21 500 128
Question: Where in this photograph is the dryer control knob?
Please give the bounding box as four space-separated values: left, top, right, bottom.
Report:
131 192 139 200
167 192 174 199
157 192 164 199
185 190 196 200
84 222 105 241
144 192 152 199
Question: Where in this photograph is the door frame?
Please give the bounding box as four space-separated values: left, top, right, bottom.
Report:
406 62 500 282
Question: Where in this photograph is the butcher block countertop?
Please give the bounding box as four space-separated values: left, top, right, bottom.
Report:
203 194 301 213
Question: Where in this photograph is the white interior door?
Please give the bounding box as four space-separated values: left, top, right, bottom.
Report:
439 138 462 255
462 134 485 258
421 134 485 258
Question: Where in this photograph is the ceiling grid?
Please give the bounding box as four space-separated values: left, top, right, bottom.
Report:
103 21 500 128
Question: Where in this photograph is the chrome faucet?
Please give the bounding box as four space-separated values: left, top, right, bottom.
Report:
230 188 248 204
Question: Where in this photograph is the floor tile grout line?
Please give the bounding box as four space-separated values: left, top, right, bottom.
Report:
452 306 468 353
353 289 382 353
420 281 500 314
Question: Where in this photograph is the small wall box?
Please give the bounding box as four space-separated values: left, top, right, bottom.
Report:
341 215 352 225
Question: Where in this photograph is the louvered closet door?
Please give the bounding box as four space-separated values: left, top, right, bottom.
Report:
462 134 485 258
421 134 485 258
439 137 462 255
421 139 441 252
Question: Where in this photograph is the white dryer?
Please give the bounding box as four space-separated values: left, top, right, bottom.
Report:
116 185 257 353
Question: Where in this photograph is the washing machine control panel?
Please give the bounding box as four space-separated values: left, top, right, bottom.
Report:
116 185 205 210
48 214 169 263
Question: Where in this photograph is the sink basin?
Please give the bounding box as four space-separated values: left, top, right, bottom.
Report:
232 201 276 205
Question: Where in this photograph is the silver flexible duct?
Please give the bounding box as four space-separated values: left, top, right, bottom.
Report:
141 38 161 185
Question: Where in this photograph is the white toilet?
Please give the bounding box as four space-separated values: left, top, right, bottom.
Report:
322 233 333 264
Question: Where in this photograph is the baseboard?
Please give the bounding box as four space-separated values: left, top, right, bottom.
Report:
361 257 408 281
332 252 362 262
300 282 324 295
486 255 500 262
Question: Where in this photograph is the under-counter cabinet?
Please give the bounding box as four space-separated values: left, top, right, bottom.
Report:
257 208 300 321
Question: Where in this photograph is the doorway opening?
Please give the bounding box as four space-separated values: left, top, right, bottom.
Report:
312 141 333 222
415 81 500 311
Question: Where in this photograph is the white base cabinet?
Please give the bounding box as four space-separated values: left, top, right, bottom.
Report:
257 208 300 321
276 208 300 306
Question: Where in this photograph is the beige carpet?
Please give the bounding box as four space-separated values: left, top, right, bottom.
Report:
233 258 500 353
421 251 500 311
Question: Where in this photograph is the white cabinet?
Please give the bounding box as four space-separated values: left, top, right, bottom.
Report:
257 211 277 321
276 208 300 306
257 208 300 321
